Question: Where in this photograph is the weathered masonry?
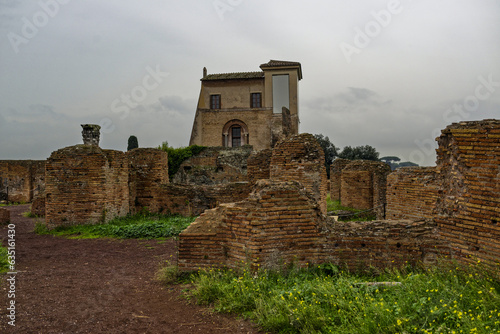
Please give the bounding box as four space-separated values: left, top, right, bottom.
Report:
386 167 440 220
42 125 256 228
189 60 302 151
0 160 45 203
179 119 500 272
435 120 500 265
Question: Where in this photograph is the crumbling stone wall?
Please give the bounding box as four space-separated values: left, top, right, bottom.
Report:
386 167 440 220
178 180 327 271
324 219 448 270
329 158 351 201
128 148 169 214
45 145 129 228
0 160 45 203
0 208 10 224
271 107 293 147
435 120 500 265
270 133 328 214
341 160 391 219
247 149 272 183
178 180 449 272
172 146 251 185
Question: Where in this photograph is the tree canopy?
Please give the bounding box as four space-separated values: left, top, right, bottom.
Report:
338 145 379 161
313 134 339 178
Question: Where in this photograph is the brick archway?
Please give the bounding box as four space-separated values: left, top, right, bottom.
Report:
222 119 249 147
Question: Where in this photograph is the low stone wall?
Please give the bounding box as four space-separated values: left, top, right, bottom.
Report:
0 208 10 225
324 219 448 270
386 167 440 220
178 180 449 272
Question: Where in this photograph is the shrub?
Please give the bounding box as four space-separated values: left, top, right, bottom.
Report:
157 141 206 178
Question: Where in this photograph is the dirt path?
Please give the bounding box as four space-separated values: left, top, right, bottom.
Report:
0 205 261 333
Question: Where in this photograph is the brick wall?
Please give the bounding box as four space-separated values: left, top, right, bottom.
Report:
178 180 449 272
0 208 9 224
324 219 449 270
128 148 169 213
247 149 272 183
270 133 327 215
0 160 45 203
45 145 129 228
435 120 500 265
386 167 440 220
158 182 252 217
178 180 326 271
341 160 391 219
330 158 351 201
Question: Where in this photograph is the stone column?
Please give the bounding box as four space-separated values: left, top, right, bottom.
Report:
81 124 101 147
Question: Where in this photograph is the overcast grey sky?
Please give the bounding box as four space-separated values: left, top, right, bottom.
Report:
1 0 499 166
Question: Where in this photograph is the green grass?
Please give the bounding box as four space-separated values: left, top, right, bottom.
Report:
0 201 26 206
22 211 38 218
326 195 376 221
34 213 196 239
187 261 500 333
0 245 10 273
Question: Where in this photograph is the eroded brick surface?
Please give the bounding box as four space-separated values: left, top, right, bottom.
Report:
270 133 327 214
0 160 45 203
45 145 129 228
178 180 448 272
341 160 391 219
386 167 440 220
128 148 169 214
435 120 500 265
247 149 272 183
330 158 351 201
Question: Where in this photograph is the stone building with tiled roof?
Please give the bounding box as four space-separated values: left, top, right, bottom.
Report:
189 60 302 151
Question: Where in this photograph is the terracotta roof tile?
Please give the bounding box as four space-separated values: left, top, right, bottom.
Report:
259 60 302 80
259 60 301 68
202 71 264 81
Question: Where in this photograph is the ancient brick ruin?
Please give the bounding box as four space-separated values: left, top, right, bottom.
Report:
179 120 499 272
434 120 500 265
0 160 45 203
128 148 169 214
1 119 498 273
340 160 392 219
386 167 440 220
45 145 129 228
270 133 328 215
329 158 351 201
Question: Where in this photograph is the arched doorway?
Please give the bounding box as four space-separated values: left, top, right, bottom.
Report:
222 120 249 147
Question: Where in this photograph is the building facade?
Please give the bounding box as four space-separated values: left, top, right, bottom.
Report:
189 60 302 151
